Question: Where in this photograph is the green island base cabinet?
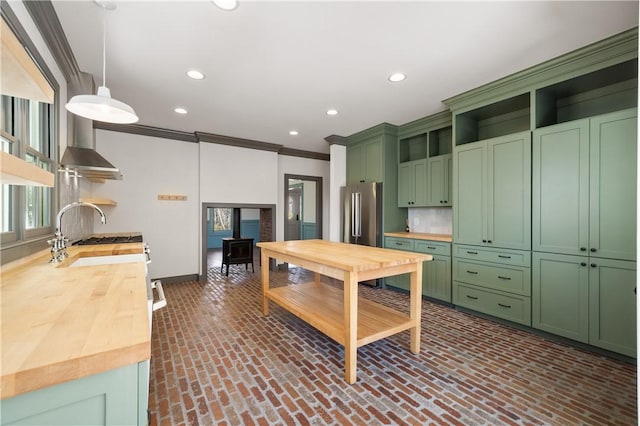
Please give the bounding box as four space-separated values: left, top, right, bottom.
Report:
384 236 452 302
1 361 149 426
532 252 637 357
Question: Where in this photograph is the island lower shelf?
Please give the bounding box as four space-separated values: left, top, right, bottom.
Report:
266 281 415 347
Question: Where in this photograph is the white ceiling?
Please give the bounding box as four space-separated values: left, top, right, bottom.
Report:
52 1 638 154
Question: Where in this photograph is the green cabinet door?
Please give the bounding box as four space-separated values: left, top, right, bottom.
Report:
398 160 427 207
589 258 636 357
453 143 485 245
1 362 148 426
363 138 383 183
589 109 637 261
532 252 589 343
486 132 531 250
397 162 413 207
423 255 451 302
346 144 363 184
427 154 451 206
533 119 591 255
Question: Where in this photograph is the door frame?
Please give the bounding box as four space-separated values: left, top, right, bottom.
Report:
283 174 323 241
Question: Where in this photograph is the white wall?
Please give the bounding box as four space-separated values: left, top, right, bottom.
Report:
93 130 200 279
277 155 330 242
329 144 346 241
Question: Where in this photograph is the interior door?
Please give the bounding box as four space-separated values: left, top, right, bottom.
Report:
287 186 302 240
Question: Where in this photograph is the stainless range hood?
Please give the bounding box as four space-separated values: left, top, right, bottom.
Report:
60 72 123 180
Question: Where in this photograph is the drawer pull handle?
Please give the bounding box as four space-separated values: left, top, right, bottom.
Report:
427 246 437 249
466 295 478 300
466 270 478 275
498 255 511 259
466 251 478 255
498 276 511 280
395 242 403 246
498 303 512 309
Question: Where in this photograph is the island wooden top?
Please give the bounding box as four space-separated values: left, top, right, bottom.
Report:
384 232 452 242
0 243 150 399
257 239 432 273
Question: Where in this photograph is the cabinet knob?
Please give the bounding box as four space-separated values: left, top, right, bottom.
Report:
487 240 492 244
634 287 636 295
580 247 587 252
590 248 597 252
591 263 597 268
580 262 587 267
482 239 487 243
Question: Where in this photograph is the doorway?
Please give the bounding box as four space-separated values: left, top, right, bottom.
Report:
200 203 275 281
284 174 322 241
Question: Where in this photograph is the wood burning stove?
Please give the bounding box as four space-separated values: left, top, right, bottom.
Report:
221 237 254 276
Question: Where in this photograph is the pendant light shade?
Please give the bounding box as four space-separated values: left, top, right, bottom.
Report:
65 2 138 124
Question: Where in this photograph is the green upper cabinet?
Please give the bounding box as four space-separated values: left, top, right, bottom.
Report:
454 131 531 250
427 154 452 206
589 109 637 261
346 136 383 184
533 109 637 260
398 159 427 207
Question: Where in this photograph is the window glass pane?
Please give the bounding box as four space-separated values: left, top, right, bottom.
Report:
213 208 232 231
1 185 13 232
25 186 35 229
28 100 43 153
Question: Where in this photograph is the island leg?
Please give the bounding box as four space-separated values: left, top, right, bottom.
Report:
261 249 270 316
409 263 422 354
344 271 358 384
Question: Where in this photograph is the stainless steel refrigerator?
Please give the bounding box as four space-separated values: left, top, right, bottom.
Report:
342 182 383 248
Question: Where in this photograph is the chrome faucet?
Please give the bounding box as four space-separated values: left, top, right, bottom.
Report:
48 202 107 263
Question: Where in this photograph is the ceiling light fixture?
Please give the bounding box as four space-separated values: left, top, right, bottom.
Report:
186 70 205 80
326 109 338 116
65 1 138 124
174 107 188 114
289 130 299 136
388 72 407 83
212 0 238 11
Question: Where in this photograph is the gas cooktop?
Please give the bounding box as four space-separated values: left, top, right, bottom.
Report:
73 235 143 245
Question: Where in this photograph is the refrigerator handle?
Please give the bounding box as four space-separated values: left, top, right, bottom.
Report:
353 192 361 238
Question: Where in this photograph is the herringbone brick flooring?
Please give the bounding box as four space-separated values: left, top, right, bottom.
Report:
148 262 637 425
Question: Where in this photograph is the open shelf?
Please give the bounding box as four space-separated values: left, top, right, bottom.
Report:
535 59 638 128
455 93 531 145
398 133 428 163
79 197 117 206
267 282 414 347
428 126 452 157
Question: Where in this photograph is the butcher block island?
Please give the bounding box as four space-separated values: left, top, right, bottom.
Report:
0 242 151 426
257 239 432 384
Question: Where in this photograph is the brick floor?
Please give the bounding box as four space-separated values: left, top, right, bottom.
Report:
148 263 637 425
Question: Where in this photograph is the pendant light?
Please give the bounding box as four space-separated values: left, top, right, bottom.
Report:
65 1 138 124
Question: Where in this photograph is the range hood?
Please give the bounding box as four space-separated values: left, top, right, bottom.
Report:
60 72 122 180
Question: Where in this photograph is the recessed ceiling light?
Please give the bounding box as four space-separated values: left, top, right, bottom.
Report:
289 130 299 136
212 0 238 11
388 72 406 82
186 70 205 80
174 107 188 114
326 109 338 116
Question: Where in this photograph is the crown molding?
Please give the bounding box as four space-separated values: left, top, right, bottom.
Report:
279 148 329 161
93 122 197 143
324 135 347 146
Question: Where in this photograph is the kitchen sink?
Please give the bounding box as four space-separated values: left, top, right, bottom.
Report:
70 253 147 268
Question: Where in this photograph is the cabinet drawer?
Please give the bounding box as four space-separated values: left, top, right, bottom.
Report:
453 259 530 296
453 244 530 267
453 282 531 326
415 240 451 256
385 237 415 251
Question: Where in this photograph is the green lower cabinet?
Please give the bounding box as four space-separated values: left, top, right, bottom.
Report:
532 252 589 343
1 361 149 426
532 252 638 357
423 255 451 302
588 258 637 357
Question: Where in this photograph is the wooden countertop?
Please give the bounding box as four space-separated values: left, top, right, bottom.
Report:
257 239 432 274
0 243 150 399
384 232 452 242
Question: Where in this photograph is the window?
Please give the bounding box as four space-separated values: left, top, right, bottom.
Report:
211 208 232 232
1 96 55 244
